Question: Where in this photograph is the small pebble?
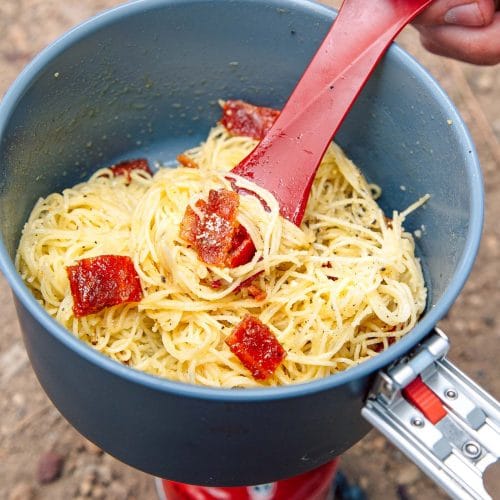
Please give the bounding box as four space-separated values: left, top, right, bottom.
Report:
80 438 102 456
79 477 94 497
11 393 25 406
96 464 113 485
406 484 418 496
396 484 411 500
8 483 36 500
80 465 98 482
483 316 495 327
359 476 370 490
475 72 495 92
397 464 421 485
92 485 106 499
37 451 64 484
370 436 386 451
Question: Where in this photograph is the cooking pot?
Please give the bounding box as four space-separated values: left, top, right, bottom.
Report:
0 0 497 496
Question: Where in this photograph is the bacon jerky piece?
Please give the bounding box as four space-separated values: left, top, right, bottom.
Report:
372 337 396 353
225 224 256 268
226 315 286 380
209 279 223 289
220 100 280 140
67 255 143 317
371 326 399 353
180 188 256 268
322 262 338 281
246 284 266 301
234 271 264 292
176 153 199 169
234 271 266 301
110 158 152 181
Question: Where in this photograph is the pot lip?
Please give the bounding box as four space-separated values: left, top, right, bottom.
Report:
0 0 484 403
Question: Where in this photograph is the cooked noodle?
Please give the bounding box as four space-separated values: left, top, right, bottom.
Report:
16 124 427 387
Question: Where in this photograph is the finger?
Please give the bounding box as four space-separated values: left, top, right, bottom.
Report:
414 0 496 27
417 12 500 64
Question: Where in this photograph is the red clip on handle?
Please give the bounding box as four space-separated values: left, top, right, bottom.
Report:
403 376 447 424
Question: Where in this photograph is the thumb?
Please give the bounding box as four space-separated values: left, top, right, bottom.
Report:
414 0 496 27
418 12 500 65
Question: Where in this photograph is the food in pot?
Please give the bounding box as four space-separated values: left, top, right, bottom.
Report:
16 100 427 388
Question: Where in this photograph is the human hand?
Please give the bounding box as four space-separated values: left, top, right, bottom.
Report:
413 0 500 65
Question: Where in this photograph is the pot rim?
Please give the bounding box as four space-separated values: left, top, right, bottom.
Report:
0 0 484 402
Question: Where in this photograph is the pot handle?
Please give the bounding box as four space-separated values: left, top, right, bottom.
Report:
362 328 500 500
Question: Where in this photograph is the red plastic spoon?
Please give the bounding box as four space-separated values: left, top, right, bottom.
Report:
231 0 434 225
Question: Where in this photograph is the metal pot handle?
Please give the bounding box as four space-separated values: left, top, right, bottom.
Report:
362 328 500 500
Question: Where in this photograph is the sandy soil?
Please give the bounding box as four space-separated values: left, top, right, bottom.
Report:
1 1 499 499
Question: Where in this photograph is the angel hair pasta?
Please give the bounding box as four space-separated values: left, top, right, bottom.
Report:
16 100 427 388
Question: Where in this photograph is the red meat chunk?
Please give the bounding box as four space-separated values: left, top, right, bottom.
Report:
246 284 266 302
67 255 143 317
220 100 280 140
226 315 286 380
225 224 256 268
110 158 152 181
234 271 266 301
177 153 199 169
180 189 256 268
372 335 396 353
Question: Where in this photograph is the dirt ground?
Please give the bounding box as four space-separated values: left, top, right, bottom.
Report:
0 1 499 499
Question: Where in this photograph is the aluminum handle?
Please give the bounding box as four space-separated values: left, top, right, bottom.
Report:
362 329 500 499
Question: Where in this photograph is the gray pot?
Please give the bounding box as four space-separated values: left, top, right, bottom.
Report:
0 1 494 495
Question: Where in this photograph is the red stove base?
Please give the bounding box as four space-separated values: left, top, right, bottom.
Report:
156 459 339 500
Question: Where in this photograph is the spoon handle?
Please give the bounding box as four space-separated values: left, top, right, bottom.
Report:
232 0 433 225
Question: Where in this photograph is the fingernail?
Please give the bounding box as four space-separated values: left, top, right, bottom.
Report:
444 2 485 25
